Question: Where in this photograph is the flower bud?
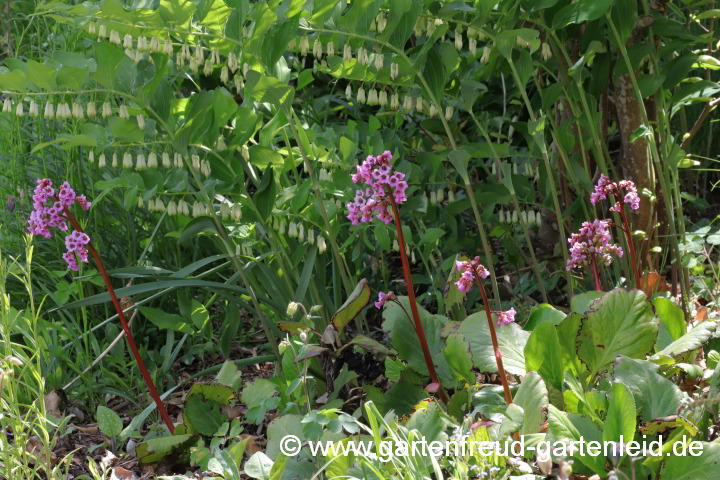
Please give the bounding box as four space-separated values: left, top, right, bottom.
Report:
241 144 250 161
455 28 463 50
88 150 95 164
137 195 144 208
416 97 423 112
287 302 298 315
308 228 315 245
445 106 453 121
512 210 518 223
430 191 437 205
278 220 286 234
317 235 327 253
299 331 308 342
288 221 297 238
536 211 542 226
392 239 399 251
469 38 477 56
436 188 444 203
498 210 505 223
390 62 399 80
297 224 305 242
345 84 352 100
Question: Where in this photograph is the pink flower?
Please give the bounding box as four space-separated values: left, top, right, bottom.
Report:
566 219 623 271
590 174 640 212
454 256 490 292
347 151 408 225
27 178 93 271
496 308 516 326
375 291 396 309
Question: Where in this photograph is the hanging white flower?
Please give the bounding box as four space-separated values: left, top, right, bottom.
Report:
98 24 107 38
317 235 327 253
179 199 190 216
308 228 315 245
119 105 129 119
403 96 413 112
173 152 183 168
102 101 111 118
212 49 221 65
469 38 477 56
392 239 400 251
300 36 310 56
220 203 231 219
228 52 238 72
163 39 173 56
220 66 229 83
416 97 423 112
367 89 378 106
390 93 399 109
98 153 106 168
541 42 552 61
86 102 96 118
376 12 386 33
137 195 144 208
288 222 298 238
241 144 250 161
357 87 366 104
231 204 242 221
123 152 133 169
326 41 335 56
297 224 305 242
455 29 463 50
428 104 437 117
191 154 200 170
536 211 542 226
88 150 95 164
234 73 244 91
313 38 323 59
137 36 148 52
195 44 204 63
430 191 437 205
136 153 146 170
29 100 39 117
216 136 227 151
110 30 121 46
203 59 213 76
147 152 158 168
481 46 491 63
378 90 388 107
43 101 54 118
445 106 453 121
123 34 133 49
112 152 118 167
243 63 250 76
162 152 171 168
436 188 444 203
167 200 177 216
155 197 165 212
201 159 211 177
521 210 527 224
512 210 518 223
343 44 352 62
448 189 455 203
345 84 352 100
374 53 383 70
72 103 83 119
181 43 190 60
137 114 145 130
390 62 399 80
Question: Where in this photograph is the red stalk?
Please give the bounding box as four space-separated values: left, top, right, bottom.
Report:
387 189 449 404
473 275 513 407
63 207 175 433
618 203 641 290
590 255 603 292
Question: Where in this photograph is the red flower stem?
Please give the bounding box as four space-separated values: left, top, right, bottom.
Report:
590 255 603 292
63 207 175 434
473 275 513 407
387 189 449 404
615 198 640 289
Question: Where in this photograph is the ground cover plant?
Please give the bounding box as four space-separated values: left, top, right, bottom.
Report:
2 0 720 478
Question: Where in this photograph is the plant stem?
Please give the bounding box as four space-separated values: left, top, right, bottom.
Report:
590 255 602 292
387 187 448 404
63 208 175 434
617 203 640 289
473 275 513 407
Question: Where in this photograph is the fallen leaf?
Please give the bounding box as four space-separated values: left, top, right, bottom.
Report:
239 434 263 455
696 306 708 322
111 466 138 480
641 271 671 298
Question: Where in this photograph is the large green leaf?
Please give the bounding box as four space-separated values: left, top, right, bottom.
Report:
184 393 226 436
136 434 195 464
547 405 605 475
603 382 636 443
138 306 195 334
382 297 456 387
524 321 565 390
576 289 657 377
449 313 530 376
613 357 684 422
551 0 615 29
660 442 720 479
524 304 566 330
653 321 717 359
443 333 475 385
513 372 548 435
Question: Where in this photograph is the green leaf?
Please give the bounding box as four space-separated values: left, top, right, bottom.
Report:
138 306 195 334
551 0 615 29
660 442 720 479
180 216 220 244
422 49 446 104
27 60 57 90
0 69 27 91
603 382 636 443
613 357 684 422
547 405 605 475
254 166 277 221
576 289 657 378
610 0 637 43
261 17 299 70
448 150 471 185
109 117 144 142
524 322 566 390
513 372 549 435
443 334 475 385
245 452 274 480
571 291 604 313
136 434 195 464
216 360 243 390
524 304 566 330
331 279 371 332
382 297 456 387
338 0 383 34
185 393 225 436
96 405 123 437
420 227 446 245
654 297 686 346
450 313 530 376
244 70 294 108
653 321 717 358
93 42 126 89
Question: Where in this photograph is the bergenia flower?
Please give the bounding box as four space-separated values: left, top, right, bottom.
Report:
590 174 640 212
566 219 623 271
347 151 408 225
496 308 516 326
27 178 92 271
375 291 396 309
455 256 490 292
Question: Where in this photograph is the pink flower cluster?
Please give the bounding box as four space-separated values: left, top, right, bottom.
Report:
347 151 408 225
455 257 490 292
590 174 640 212
27 178 92 271
566 219 623 271
496 308 516 326
375 291 396 309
